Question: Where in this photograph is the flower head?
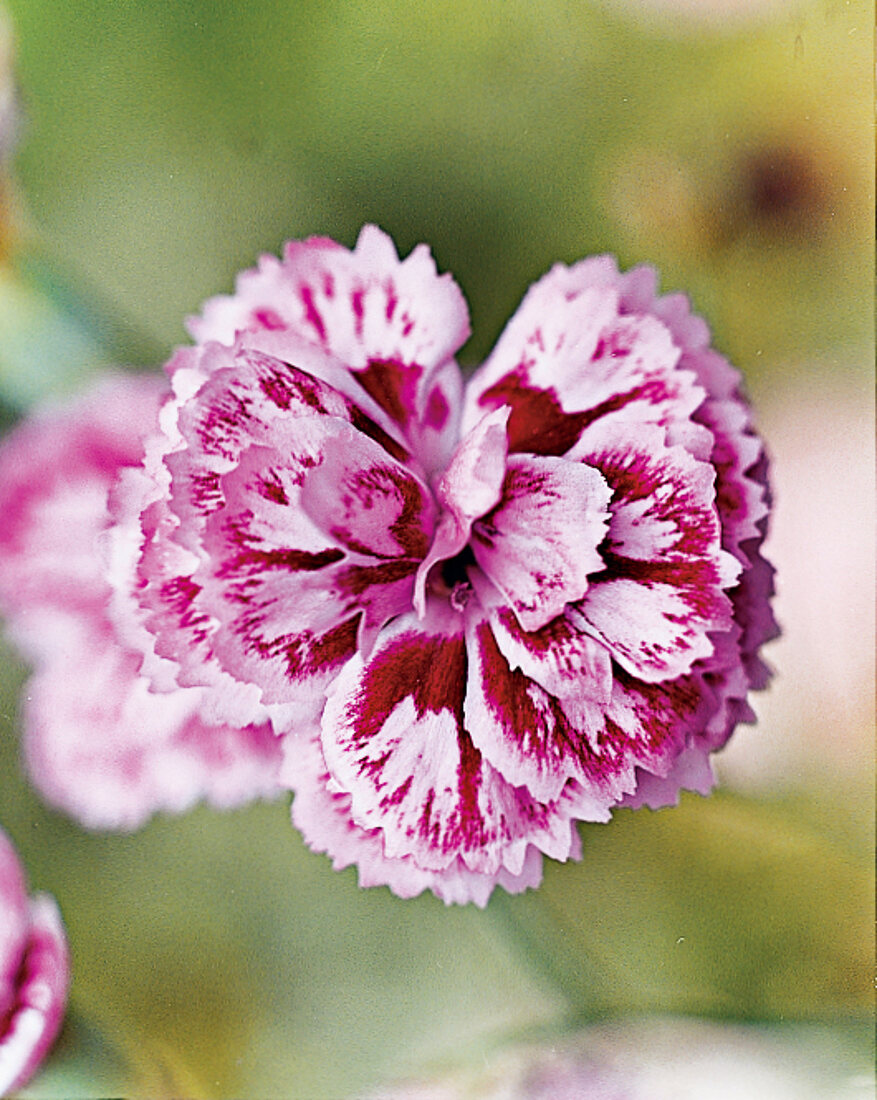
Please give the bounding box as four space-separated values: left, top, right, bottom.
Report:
0 827 68 1095
122 226 774 904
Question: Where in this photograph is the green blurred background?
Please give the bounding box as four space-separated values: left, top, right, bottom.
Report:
0 1 873 1096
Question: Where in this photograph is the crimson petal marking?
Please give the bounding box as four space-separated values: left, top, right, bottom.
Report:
300 429 436 560
321 609 575 876
464 280 620 424
465 616 628 805
567 422 739 682
414 407 510 615
465 612 708 812
571 569 731 684
144 418 353 693
464 266 705 457
187 226 469 470
284 735 549 907
167 343 409 547
190 225 470 376
560 668 709 821
487 606 613 706
195 445 411 704
568 422 733 566
407 358 464 477
470 454 611 632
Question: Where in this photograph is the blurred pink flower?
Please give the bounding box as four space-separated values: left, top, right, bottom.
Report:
0 827 68 1095
0 374 283 830
122 225 774 904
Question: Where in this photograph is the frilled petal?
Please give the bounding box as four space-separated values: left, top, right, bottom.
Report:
320 605 577 877
464 611 704 805
284 734 553 907
463 259 706 457
21 615 283 831
0 895 69 1096
137 339 423 710
470 454 612 632
165 340 410 546
300 427 436 561
106 464 273 729
193 427 429 702
483 604 613 707
599 262 778 703
619 746 716 811
187 225 470 471
566 423 739 682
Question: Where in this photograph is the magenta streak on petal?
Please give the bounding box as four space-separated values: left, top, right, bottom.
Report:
384 286 398 322
183 354 410 487
346 406 410 464
335 558 420 598
351 287 365 338
329 625 566 874
256 363 328 414
319 463 432 560
491 606 613 705
345 632 492 855
474 620 623 797
257 471 289 506
478 370 677 457
424 385 450 430
252 308 286 330
188 471 222 515
299 283 327 344
350 632 467 742
469 455 610 632
352 359 422 430
236 611 361 683
158 575 211 646
592 447 718 562
214 508 345 599
591 551 726 619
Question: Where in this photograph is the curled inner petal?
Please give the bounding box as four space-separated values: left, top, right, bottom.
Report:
470 454 612 632
413 406 510 616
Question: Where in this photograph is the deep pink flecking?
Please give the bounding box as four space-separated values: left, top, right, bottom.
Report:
0 226 776 906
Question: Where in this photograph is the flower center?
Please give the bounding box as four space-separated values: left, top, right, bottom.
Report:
439 545 476 592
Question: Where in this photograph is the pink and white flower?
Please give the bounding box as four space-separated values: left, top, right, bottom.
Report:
0 374 283 831
0 827 68 1095
122 225 774 904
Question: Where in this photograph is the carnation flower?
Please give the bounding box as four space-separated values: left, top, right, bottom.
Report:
0 373 283 830
119 225 774 905
0 826 68 1095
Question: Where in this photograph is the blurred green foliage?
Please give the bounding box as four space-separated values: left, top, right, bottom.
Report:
3 0 872 376
0 1 872 1097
